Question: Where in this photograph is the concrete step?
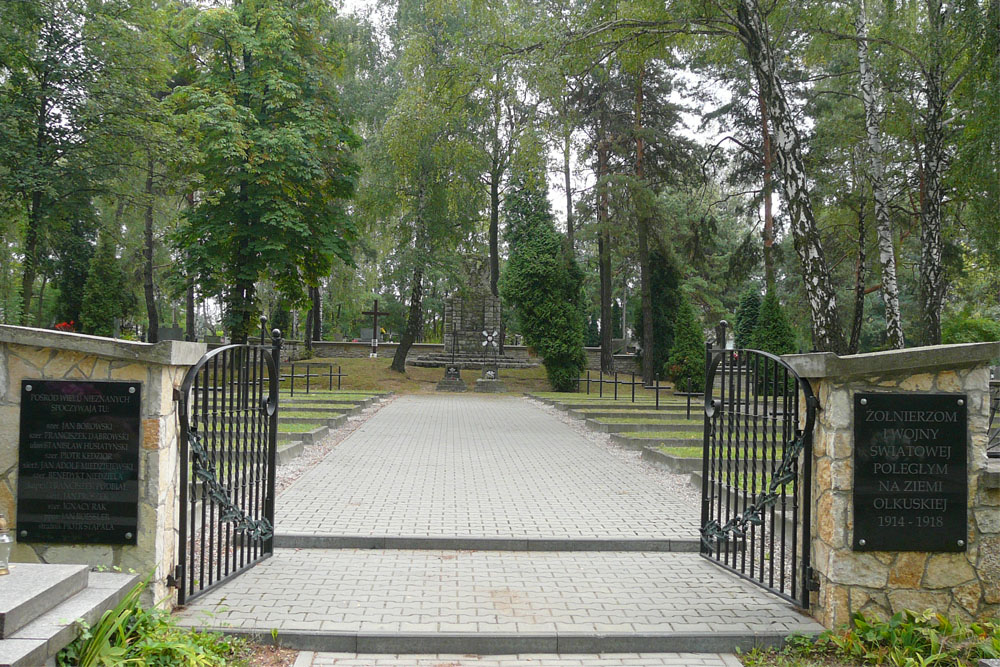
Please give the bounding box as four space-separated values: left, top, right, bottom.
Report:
283 397 373 408
0 570 138 667
280 415 349 427
278 425 329 444
273 534 699 552
0 563 89 639
174 549 823 655
293 652 744 666
586 420 702 434
610 434 703 448
281 405 361 416
568 409 700 420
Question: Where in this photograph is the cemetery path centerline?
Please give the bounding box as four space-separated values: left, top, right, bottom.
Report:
275 395 699 540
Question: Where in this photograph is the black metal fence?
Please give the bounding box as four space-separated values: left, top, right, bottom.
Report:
577 371 704 416
174 335 280 604
281 362 346 395
700 346 817 608
989 379 999 459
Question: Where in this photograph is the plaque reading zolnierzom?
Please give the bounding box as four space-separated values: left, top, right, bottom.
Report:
16 380 141 545
854 392 967 552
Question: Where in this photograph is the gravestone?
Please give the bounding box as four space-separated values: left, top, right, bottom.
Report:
442 257 502 358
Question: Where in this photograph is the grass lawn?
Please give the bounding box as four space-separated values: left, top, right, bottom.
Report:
278 357 553 394
534 391 688 404
623 430 704 439
280 411 344 418
277 422 323 433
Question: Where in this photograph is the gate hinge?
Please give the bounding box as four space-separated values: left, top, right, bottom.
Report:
173 388 182 402
807 395 820 411
806 567 821 592
166 564 182 588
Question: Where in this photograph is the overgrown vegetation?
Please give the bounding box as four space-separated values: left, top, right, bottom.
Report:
741 611 1000 667
57 578 244 666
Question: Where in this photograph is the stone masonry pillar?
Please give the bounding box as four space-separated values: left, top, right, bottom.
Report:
785 343 1000 628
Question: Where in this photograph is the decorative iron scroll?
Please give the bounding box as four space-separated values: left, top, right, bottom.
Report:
189 430 273 542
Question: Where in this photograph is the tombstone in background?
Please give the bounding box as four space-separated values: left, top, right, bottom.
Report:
157 326 184 341
359 327 374 342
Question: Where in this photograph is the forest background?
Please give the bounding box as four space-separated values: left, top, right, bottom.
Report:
0 0 997 386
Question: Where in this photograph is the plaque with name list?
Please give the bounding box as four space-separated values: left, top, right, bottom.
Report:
853 392 967 552
16 380 141 545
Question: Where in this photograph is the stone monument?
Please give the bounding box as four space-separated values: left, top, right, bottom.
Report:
474 329 506 393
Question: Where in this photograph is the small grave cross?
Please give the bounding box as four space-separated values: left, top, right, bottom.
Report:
362 299 389 358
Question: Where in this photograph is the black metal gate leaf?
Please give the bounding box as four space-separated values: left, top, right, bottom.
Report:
175 335 280 605
700 346 817 608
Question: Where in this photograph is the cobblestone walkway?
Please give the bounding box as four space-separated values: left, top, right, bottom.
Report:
275 395 698 541
176 394 823 658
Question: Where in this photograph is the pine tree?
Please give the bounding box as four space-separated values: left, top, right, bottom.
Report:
734 287 762 349
666 295 705 391
634 249 682 379
750 291 797 355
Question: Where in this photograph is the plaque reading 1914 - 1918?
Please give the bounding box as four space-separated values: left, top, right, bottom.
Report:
854 392 967 552
16 380 141 545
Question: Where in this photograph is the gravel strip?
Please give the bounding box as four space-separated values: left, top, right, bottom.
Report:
276 396 395 496
525 396 702 509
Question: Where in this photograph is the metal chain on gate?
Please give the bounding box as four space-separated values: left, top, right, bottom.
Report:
699 427 805 551
188 429 273 542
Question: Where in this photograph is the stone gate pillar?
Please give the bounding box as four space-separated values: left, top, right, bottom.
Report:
785 343 1000 627
0 325 205 605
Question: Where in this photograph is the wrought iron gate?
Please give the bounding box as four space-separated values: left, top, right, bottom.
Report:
699 346 817 607
174 335 281 604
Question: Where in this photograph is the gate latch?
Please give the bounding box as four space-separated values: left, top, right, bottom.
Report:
806 567 821 592
166 564 182 588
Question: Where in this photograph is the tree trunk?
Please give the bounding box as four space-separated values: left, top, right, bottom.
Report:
563 103 574 252
635 68 655 385
144 157 159 343
19 192 42 325
849 201 867 354
856 3 904 349
304 297 314 354
736 0 847 353
391 266 424 373
597 141 613 374
489 171 500 298
758 89 775 292
918 0 945 345
186 280 195 341
312 285 321 341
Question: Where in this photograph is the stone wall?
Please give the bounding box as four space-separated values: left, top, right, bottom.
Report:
0 325 205 605
785 344 1000 628
443 293 502 357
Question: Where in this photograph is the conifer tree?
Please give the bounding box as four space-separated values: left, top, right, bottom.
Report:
80 231 132 337
734 287 762 349
750 291 797 355
666 295 705 392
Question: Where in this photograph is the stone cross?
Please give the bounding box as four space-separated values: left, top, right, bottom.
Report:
362 299 389 358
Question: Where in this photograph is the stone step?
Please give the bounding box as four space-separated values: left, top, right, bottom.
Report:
278 425 329 444
283 397 374 408
280 415 349 427
273 534 699 552
611 434 704 449
568 410 700 420
281 405 361 416
0 570 139 667
174 549 823 655
0 563 89 639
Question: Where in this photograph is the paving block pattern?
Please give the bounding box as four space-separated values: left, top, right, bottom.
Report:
297 652 744 666
276 396 699 540
175 549 822 638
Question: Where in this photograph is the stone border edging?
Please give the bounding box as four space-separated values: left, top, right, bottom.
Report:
272 534 700 552
203 628 795 655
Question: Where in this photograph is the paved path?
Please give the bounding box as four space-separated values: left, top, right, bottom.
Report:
177 394 824 657
275 395 699 543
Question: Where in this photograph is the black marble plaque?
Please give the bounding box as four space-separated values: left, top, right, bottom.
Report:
16 380 141 545
853 392 967 552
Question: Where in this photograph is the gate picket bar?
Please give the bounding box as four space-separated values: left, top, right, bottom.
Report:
174 332 282 605
699 344 817 608
988 379 999 459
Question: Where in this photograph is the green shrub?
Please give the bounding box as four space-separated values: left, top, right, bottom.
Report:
500 171 586 392
741 610 1000 666
750 291 797 355
942 312 1000 344
734 286 762 349
57 577 244 666
666 294 705 391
